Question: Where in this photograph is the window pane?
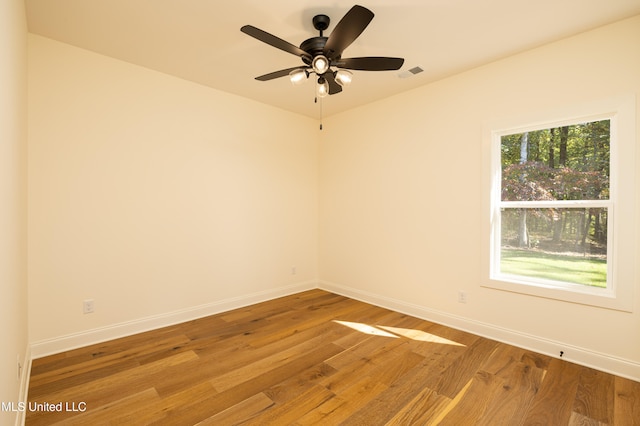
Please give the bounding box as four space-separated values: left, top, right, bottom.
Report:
501 120 610 201
500 207 607 287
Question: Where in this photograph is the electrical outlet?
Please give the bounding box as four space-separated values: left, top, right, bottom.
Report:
83 299 95 314
458 291 467 304
291 266 296 275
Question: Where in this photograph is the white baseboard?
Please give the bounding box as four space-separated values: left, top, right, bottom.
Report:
30 281 316 359
318 280 640 382
15 344 31 426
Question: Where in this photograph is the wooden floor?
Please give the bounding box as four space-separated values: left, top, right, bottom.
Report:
27 290 639 425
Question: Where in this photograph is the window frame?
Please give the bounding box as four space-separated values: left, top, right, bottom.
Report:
482 95 636 312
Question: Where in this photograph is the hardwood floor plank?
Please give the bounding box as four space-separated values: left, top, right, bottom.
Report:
294 376 388 425
50 388 165 426
325 332 408 371
249 302 393 350
568 411 607 425
520 349 552 371
613 376 640 426
431 337 501 399
147 381 221 425
153 342 344 425
320 349 426 423
218 290 339 323
27 351 197 425
481 343 540 377
29 334 191 397
210 332 346 392
384 386 451 425
194 392 275 425
245 384 335 425
475 344 546 424
135 352 208 397
522 358 582 425
437 370 506 425
420 322 483 348
339 350 456 424
477 362 544 424
426 377 473 425
263 362 338 404
373 349 427 387
322 336 422 396
152 319 344 396
30 325 186 375
28 356 142 401
573 366 615 424
26 290 639 425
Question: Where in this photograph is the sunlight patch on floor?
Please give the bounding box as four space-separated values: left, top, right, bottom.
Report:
333 321 465 346
377 326 465 346
333 320 399 338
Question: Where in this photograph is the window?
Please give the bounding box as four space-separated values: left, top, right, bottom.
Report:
482 96 636 311
499 120 611 289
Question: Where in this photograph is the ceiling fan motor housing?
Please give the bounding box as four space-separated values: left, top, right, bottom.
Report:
300 37 331 64
301 14 341 67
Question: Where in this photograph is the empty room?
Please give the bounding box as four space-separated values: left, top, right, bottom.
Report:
2 1 640 424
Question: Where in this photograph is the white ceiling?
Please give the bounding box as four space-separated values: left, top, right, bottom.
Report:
25 0 640 119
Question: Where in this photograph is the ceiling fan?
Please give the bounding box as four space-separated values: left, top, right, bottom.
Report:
240 5 404 98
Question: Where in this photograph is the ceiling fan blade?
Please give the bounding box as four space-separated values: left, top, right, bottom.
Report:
241 25 311 60
325 73 343 95
255 66 308 81
335 57 405 71
323 5 374 59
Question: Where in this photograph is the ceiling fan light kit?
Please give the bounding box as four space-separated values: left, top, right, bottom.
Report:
335 69 353 87
289 68 308 85
241 4 404 100
311 55 330 75
316 77 330 98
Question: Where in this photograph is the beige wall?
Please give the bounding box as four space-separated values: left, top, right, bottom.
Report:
319 16 640 374
0 0 28 423
26 15 639 378
28 35 319 346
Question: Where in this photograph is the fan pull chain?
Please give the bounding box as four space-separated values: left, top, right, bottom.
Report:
316 96 323 130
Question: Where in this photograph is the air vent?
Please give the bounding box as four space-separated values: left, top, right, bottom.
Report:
398 66 424 78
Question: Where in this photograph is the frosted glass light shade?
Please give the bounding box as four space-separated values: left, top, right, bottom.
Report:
312 55 329 75
316 78 329 98
335 69 353 87
289 68 307 85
